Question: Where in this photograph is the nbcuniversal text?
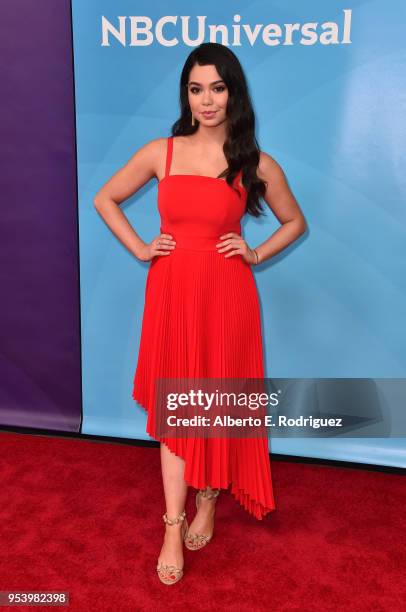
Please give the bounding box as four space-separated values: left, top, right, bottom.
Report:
101 9 353 48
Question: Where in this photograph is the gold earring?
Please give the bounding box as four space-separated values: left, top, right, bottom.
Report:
191 113 195 126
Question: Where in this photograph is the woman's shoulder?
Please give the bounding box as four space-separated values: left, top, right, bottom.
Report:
136 137 169 168
257 150 285 183
141 135 188 155
258 150 280 169
142 136 168 153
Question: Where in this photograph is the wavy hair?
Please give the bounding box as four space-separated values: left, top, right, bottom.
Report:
171 42 267 217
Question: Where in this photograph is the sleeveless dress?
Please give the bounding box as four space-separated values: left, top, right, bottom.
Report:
132 136 275 520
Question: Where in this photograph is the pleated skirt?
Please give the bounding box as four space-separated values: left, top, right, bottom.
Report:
132 249 276 520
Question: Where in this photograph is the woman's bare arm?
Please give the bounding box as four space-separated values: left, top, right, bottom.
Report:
253 152 307 264
93 138 175 261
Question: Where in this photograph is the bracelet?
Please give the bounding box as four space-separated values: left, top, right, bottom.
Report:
253 248 259 265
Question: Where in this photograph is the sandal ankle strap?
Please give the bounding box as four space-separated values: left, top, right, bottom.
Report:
162 509 186 525
198 487 220 500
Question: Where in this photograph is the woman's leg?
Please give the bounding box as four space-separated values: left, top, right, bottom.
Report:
160 442 188 515
186 485 219 539
157 442 188 570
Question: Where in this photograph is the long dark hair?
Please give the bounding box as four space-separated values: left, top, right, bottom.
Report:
171 42 266 217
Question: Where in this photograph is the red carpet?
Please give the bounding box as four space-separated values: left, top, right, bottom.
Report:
0 431 404 611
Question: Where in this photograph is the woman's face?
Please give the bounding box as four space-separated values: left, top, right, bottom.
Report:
187 63 229 127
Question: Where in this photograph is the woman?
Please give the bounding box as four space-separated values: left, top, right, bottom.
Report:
94 42 306 585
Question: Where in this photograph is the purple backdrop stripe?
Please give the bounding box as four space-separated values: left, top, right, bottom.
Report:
0 1 82 430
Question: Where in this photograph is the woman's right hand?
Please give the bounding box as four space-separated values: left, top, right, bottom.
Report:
138 233 177 262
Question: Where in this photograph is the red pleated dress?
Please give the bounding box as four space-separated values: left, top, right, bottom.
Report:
132 136 275 520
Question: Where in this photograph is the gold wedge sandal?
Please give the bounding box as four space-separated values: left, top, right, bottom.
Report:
157 509 188 585
184 487 220 551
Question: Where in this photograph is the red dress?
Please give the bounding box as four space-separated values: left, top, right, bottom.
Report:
132 136 275 520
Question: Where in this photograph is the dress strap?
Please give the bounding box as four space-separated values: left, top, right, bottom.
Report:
165 136 174 178
234 168 243 188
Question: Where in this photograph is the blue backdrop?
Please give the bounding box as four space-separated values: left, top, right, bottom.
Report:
71 1 406 467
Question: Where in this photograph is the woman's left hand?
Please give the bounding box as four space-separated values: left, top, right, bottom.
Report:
216 233 257 265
